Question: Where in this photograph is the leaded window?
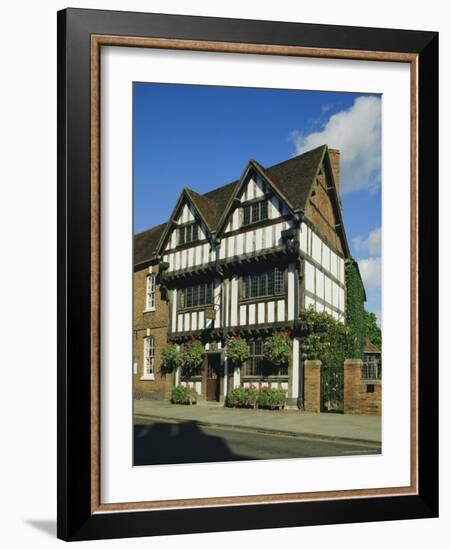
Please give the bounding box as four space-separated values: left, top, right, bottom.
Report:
242 198 269 226
241 268 285 300
241 339 289 378
178 282 214 310
178 222 199 245
242 340 264 377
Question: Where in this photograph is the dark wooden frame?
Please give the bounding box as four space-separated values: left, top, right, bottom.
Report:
57 8 438 541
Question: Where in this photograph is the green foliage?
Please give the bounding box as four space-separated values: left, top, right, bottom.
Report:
227 387 258 408
160 345 182 374
256 388 287 410
300 307 357 369
345 261 366 359
227 337 251 366
182 340 205 377
171 385 198 405
226 387 286 410
364 310 382 348
263 333 292 366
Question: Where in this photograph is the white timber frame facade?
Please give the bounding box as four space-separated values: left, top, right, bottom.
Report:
145 145 361 407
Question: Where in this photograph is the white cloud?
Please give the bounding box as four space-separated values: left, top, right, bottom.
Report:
352 227 381 256
290 96 381 194
375 312 382 328
358 257 381 289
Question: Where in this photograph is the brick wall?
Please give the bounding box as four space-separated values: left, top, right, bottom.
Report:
304 360 322 413
344 359 381 415
133 262 172 400
304 163 344 256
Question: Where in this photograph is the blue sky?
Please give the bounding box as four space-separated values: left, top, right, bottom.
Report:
133 83 381 320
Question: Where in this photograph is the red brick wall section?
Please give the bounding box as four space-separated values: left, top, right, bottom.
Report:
304 360 321 413
344 359 381 415
133 263 172 400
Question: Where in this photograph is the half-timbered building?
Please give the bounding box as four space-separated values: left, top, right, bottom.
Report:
135 144 364 407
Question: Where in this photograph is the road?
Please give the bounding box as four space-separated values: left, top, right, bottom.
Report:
133 416 381 466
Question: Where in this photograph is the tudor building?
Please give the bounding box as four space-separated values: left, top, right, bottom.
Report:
134 144 364 407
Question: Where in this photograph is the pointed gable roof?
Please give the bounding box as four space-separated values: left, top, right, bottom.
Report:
185 188 223 232
264 145 327 211
138 145 351 263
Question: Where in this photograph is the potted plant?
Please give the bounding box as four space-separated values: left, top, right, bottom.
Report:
263 332 292 367
160 345 182 374
182 340 205 377
226 336 251 366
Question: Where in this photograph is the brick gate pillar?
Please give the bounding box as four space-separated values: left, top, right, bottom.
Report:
344 359 363 414
304 360 322 413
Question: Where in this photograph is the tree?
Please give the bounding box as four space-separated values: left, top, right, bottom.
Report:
364 310 382 348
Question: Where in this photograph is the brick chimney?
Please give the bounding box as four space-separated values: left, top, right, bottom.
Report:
328 148 340 197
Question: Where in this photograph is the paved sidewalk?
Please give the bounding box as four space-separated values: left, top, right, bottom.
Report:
134 400 381 444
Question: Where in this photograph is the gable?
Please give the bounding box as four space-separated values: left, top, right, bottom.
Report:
157 191 210 255
221 166 292 235
304 161 345 255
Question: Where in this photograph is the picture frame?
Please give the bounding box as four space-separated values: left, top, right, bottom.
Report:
57 7 438 541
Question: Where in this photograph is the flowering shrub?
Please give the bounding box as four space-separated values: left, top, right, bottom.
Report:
171 385 197 405
263 333 292 366
160 345 182 373
226 336 251 366
182 340 205 377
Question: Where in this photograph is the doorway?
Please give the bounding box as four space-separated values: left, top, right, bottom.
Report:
206 353 221 402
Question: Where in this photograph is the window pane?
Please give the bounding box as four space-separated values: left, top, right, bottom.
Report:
243 205 251 225
243 276 250 299
187 287 193 307
192 223 198 241
251 274 258 297
206 282 213 304
192 285 198 307
259 272 267 296
274 268 284 294
178 289 185 309
251 202 260 223
267 270 274 295
260 199 268 220
179 227 185 245
199 283 205 305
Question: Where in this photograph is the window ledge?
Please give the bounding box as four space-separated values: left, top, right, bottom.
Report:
140 374 155 381
143 308 156 314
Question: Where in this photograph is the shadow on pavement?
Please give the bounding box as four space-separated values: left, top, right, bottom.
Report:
134 420 254 466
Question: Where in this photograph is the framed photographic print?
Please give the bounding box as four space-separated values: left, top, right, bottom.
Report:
57 8 438 541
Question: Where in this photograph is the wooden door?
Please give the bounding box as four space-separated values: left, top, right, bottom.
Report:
206 354 221 401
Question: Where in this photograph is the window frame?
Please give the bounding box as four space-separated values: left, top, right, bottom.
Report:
241 268 285 302
144 272 156 312
241 339 289 378
241 197 269 227
141 335 155 380
178 221 200 246
177 281 215 311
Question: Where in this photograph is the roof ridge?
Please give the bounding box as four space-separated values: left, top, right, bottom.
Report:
265 144 327 172
134 221 167 239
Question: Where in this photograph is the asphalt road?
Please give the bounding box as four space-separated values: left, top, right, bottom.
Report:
133 416 381 466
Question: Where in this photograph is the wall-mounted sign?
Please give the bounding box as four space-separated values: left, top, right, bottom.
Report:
205 307 216 320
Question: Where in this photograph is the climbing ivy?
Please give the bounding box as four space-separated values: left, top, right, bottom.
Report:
300 307 357 369
345 260 366 359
